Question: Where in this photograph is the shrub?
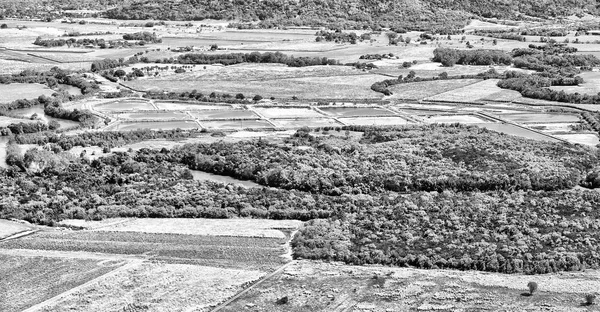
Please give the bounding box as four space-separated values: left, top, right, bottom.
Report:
585 294 596 305
527 281 538 295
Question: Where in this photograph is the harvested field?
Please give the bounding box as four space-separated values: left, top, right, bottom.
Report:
154 101 230 110
200 119 273 129
426 79 503 102
271 118 342 128
108 121 199 131
500 113 580 123
0 254 120 312
421 114 488 124
28 52 100 63
94 100 156 111
386 79 481 100
253 107 323 119
0 231 288 270
124 73 383 100
189 109 258 119
340 116 411 126
65 218 302 239
0 83 55 103
0 220 32 239
318 106 394 117
477 123 561 142
118 111 192 120
554 133 600 146
37 262 265 312
221 260 600 312
481 89 523 102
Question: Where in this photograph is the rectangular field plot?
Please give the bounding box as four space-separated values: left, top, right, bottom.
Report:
500 113 580 123
118 111 192 120
481 89 523 102
253 107 324 119
0 254 120 312
190 109 259 120
386 79 481 100
421 115 488 124
318 106 394 117
477 123 561 142
201 119 273 129
94 100 156 111
340 116 411 126
69 218 302 239
154 101 231 110
272 118 342 128
109 121 199 131
37 262 265 312
0 231 287 270
425 79 502 102
554 134 600 147
28 52 100 63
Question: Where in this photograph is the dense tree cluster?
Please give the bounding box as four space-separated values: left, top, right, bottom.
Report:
520 28 568 37
314 30 371 44
432 48 513 67
122 31 162 43
143 91 265 104
293 189 600 274
177 52 340 67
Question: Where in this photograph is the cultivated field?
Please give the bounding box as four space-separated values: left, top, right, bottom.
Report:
0 220 32 239
254 107 324 119
340 116 411 126
153 101 230 110
386 79 481 100
500 113 581 123
421 114 488 124
200 119 273 129
107 121 199 131
189 109 259 119
0 83 55 103
95 100 157 111
318 106 394 117
477 123 562 142
554 133 600 146
271 118 342 128
118 111 192 120
426 79 505 102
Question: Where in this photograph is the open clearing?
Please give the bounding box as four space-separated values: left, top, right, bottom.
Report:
500 113 581 123
386 79 481 100
421 114 488 124
0 254 120 312
108 121 199 131
340 116 411 126
189 109 258 119
37 262 265 312
95 100 156 111
425 79 504 102
0 83 55 103
201 119 273 129
0 220 32 239
221 260 600 312
254 107 323 119
63 218 302 239
0 231 288 270
477 123 562 142
272 118 342 128
554 133 600 146
318 106 394 117
118 111 192 120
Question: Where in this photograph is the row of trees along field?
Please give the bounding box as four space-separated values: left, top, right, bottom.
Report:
177 52 340 67
2 125 600 275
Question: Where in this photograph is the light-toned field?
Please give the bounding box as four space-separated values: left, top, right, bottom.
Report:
95 100 157 111
200 119 273 129
0 254 120 312
37 262 265 312
124 73 383 99
554 133 600 146
0 83 55 103
107 121 199 131
254 107 323 119
271 118 342 128
318 106 394 117
28 52 101 63
481 89 523 102
221 260 600 312
189 109 258 119
477 123 561 142
66 218 302 239
422 114 488 124
425 79 504 102
530 123 580 132
0 219 32 239
500 113 581 123
340 116 411 126
386 79 481 100
118 111 191 120
154 101 230 110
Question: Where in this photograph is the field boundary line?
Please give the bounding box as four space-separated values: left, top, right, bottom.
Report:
0 229 38 242
21 259 143 312
477 112 570 144
207 260 296 312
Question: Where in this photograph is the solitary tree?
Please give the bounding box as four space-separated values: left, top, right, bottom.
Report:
527 281 538 295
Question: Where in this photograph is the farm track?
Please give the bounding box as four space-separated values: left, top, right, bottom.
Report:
207 260 296 312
